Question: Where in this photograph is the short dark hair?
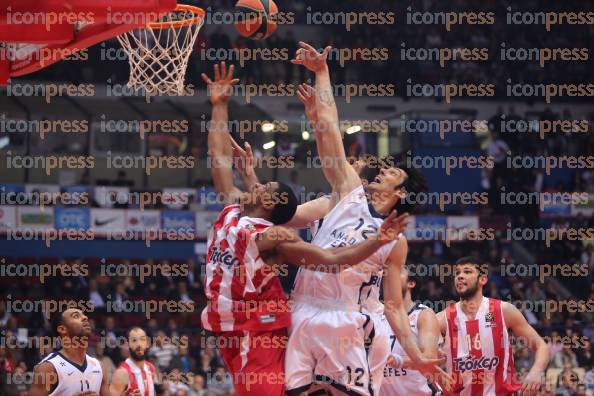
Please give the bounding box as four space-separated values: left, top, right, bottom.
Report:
359 158 428 214
393 161 428 214
405 266 420 300
455 256 487 275
127 326 145 340
50 310 65 337
406 267 420 286
270 182 298 225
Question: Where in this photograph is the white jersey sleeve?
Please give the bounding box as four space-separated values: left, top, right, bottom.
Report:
40 352 103 396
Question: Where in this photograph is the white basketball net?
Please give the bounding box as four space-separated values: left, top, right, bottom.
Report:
117 7 203 97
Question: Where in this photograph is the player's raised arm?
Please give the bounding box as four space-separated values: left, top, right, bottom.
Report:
202 61 242 205
230 132 332 229
292 42 360 198
256 211 409 269
503 302 549 396
282 194 333 229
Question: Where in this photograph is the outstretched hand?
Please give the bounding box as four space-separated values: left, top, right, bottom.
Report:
393 355 454 393
296 83 318 123
291 41 331 73
201 61 240 105
378 211 410 242
229 135 255 176
518 370 544 396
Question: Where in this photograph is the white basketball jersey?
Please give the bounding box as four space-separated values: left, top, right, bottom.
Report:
381 303 438 396
292 185 397 309
40 352 103 396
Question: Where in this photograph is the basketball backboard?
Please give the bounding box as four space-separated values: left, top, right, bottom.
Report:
0 0 177 84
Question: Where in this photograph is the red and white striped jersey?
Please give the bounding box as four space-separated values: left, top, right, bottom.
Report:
444 297 521 396
201 204 291 332
118 359 156 396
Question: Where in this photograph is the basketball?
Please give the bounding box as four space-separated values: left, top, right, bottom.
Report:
234 0 278 40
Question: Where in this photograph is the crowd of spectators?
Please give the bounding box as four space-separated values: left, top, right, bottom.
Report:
1 230 593 395
483 106 594 226
22 0 594 101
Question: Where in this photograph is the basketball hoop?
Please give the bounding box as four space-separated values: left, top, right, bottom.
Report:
117 4 205 97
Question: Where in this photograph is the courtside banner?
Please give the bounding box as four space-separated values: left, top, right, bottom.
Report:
126 209 161 232
25 184 60 195
403 215 417 241
54 207 90 230
62 185 93 197
17 206 54 231
162 188 196 209
162 210 195 232
446 216 480 241
93 186 130 208
0 184 25 195
541 194 572 218
412 215 447 241
571 193 594 217
0 205 17 229
90 208 125 233
195 211 220 239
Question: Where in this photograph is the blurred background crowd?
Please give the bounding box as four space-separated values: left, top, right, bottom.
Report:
1 227 593 395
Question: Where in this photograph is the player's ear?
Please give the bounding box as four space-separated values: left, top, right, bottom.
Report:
56 323 67 337
479 274 488 286
394 188 406 199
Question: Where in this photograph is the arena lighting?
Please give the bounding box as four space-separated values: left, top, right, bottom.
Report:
261 123 275 132
301 131 310 140
263 141 276 150
345 125 361 134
